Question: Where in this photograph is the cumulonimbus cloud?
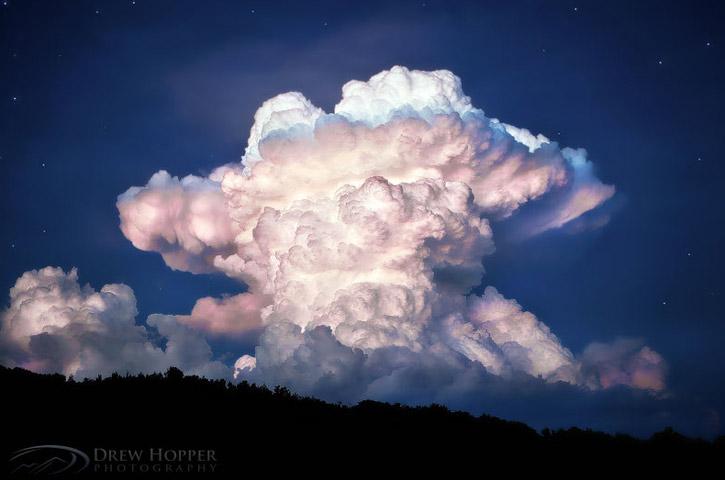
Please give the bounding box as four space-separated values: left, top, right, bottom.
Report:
1 67 664 404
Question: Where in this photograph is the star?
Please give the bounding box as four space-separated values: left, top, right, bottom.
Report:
11 96 17 102
658 60 663 65
573 7 578 12
662 301 667 305
687 252 692 257
10 243 15 249
706 42 711 47
323 21 328 27
41 162 46 167
95 9 100 15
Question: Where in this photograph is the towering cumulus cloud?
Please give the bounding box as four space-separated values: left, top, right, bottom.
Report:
1 67 664 403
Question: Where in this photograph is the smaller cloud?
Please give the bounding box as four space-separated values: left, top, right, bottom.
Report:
233 354 256 380
117 168 240 273
501 123 551 153
175 292 269 338
461 286 578 382
580 338 667 392
0 267 230 379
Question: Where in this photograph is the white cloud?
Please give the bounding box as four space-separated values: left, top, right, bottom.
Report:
0 267 230 379
2 67 662 403
242 91 324 170
233 354 256 379
335 65 474 124
500 123 550 153
461 287 578 381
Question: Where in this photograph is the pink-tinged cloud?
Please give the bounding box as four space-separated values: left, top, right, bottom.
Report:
580 339 667 392
175 293 269 337
0 66 657 401
117 168 240 273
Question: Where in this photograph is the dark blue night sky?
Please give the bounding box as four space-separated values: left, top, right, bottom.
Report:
1 0 724 437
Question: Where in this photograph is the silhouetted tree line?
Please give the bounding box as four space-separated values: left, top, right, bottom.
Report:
2 365 722 475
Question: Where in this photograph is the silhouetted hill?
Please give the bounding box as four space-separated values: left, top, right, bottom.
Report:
1 366 721 476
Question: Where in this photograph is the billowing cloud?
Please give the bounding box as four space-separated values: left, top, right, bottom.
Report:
0 267 229 379
117 167 240 273
457 287 578 381
111 66 662 401
1 67 662 410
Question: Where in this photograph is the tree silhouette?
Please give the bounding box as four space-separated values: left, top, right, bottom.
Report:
165 366 184 381
0 365 721 475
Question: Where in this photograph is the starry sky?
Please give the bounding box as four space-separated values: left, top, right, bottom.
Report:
1 0 724 436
